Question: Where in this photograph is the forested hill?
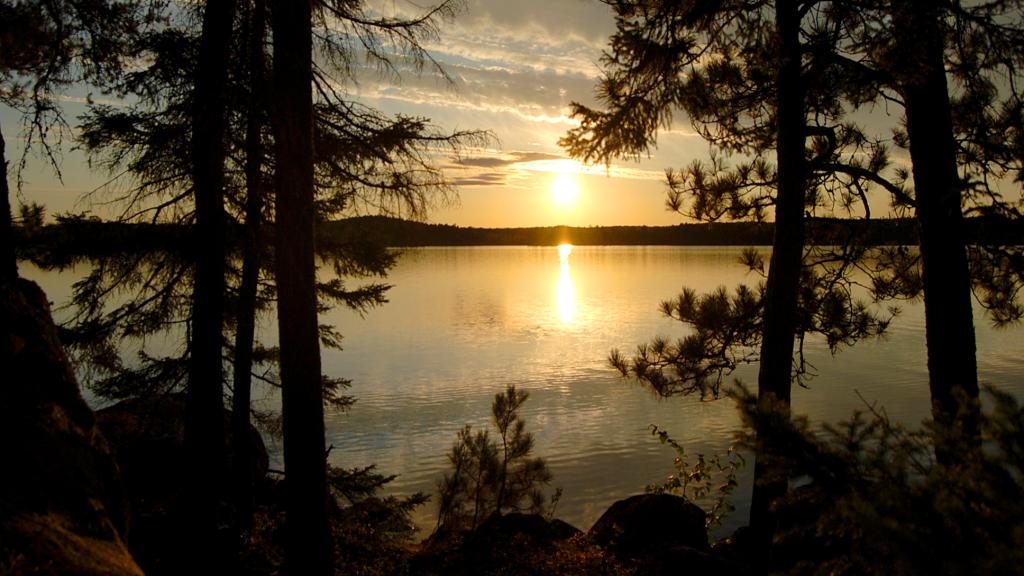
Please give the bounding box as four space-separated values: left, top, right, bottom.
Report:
321 216 933 247
320 216 776 246
15 214 1022 256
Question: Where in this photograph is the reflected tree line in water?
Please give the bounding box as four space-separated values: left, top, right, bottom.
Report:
3 0 1024 575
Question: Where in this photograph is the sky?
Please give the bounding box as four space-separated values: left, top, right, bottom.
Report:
4 0 713 228
349 0 710 227
5 0 955 228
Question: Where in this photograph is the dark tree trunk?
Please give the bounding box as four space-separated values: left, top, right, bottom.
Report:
1 126 15 282
749 0 806 557
231 0 266 533
185 0 236 557
270 0 333 574
894 2 980 451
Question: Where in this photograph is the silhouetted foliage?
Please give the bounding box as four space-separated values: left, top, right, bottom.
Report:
239 464 428 576
567 1 913 402
0 0 150 281
610 284 763 399
66 0 485 409
644 424 744 528
435 386 554 536
610 247 894 398
815 0 1024 449
564 0 937 555
931 2 1024 328
7 0 485 570
731 381 1024 575
327 465 429 576
0 0 146 175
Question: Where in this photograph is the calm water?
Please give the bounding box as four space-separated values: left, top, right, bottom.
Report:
23 246 1024 537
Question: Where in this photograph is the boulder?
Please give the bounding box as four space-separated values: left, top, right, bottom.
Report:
0 278 142 575
468 512 581 549
589 493 709 559
96 394 270 511
709 527 756 576
413 513 633 576
95 393 270 573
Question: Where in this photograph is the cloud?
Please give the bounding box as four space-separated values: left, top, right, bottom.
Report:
445 149 665 189
368 0 615 51
349 2 694 190
450 173 507 186
456 151 564 168
351 0 615 132
457 0 616 48
347 51 603 128
446 150 559 188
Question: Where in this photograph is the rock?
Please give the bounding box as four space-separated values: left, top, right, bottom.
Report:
96 394 270 511
0 278 142 575
96 393 270 573
646 545 723 575
469 512 582 549
589 493 709 559
710 527 756 576
414 513 632 576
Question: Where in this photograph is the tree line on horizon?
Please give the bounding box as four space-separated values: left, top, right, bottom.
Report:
16 211 1024 250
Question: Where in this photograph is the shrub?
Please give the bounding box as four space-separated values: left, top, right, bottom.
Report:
645 424 744 528
731 382 1024 575
434 386 553 535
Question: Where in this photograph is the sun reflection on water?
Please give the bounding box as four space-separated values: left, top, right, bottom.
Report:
556 244 576 324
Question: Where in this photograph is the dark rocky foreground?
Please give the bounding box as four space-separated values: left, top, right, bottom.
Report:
1 278 141 575
413 495 752 576
95 394 270 574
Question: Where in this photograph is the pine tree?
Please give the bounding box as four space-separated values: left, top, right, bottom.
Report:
0 0 140 280
231 0 267 532
435 386 553 536
185 0 237 557
562 0 896 550
566 0 1024 550
57 0 483 569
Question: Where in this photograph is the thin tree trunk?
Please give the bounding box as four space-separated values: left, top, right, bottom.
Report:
231 0 266 533
270 0 333 573
186 0 236 559
1 126 16 281
894 2 980 452
749 0 806 559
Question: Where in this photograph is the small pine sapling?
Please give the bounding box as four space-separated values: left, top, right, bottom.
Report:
435 386 554 535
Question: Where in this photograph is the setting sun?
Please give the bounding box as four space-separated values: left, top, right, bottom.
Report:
550 173 580 206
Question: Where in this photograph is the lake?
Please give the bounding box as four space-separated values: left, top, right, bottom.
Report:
23 245 1024 538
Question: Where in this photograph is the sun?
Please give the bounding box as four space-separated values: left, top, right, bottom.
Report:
550 173 580 206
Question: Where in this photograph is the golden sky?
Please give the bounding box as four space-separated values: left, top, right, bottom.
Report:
3 0 973 228
3 0 710 228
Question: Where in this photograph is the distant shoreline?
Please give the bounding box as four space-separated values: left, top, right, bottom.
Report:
322 215 1021 248
15 214 1024 258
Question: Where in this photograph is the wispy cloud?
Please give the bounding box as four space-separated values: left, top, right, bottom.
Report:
446 149 665 188
456 151 564 168
351 0 615 135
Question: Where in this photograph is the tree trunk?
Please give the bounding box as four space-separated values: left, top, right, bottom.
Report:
894 2 980 452
231 0 266 533
185 0 236 558
270 0 333 573
1 126 16 282
749 0 806 558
